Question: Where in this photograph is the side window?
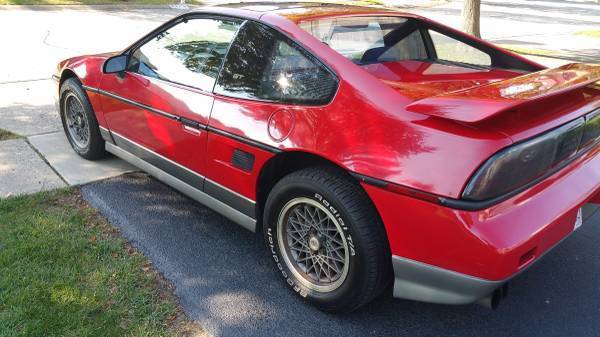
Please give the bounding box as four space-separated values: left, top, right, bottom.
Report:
429 30 491 67
128 18 241 91
214 21 338 105
378 30 428 62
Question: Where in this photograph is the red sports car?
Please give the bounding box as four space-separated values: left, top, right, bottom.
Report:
54 3 600 312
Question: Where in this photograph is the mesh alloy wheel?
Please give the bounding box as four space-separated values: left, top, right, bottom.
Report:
264 167 392 312
63 92 90 149
277 197 350 292
59 78 106 160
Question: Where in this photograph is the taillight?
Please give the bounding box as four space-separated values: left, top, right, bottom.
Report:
463 108 600 202
580 109 600 149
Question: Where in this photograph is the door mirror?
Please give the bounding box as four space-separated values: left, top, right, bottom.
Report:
103 55 128 74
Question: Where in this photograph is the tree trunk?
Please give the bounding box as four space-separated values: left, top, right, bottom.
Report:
462 0 481 38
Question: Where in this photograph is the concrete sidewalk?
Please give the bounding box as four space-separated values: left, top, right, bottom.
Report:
0 131 136 198
29 132 135 185
0 138 66 197
0 78 136 197
0 5 188 197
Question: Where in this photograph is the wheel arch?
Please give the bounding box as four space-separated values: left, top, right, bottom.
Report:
59 69 80 87
255 150 384 234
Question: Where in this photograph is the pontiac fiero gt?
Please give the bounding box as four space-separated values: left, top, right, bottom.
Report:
54 3 600 312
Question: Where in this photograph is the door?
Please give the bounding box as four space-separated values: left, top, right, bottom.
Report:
207 20 339 200
100 16 242 183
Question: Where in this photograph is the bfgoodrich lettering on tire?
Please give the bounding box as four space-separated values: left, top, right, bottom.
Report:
263 166 392 312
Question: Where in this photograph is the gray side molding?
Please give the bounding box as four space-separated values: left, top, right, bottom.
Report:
99 126 115 144
392 255 504 305
106 142 257 232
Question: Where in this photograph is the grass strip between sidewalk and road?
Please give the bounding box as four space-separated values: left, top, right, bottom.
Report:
574 29 600 38
497 45 564 58
0 129 21 141
0 189 204 337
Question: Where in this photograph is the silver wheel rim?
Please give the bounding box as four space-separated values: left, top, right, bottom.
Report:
63 93 89 149
277 197 350 292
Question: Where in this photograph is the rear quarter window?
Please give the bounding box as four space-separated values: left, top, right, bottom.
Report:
429 30 492 67
214 21 338 105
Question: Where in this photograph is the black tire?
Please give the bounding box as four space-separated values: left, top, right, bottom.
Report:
263 166 392 312
59 78 106 160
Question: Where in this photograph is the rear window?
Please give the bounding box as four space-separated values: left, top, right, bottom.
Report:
298 16 428 64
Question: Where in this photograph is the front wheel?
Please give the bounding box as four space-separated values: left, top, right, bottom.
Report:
263 167 392 312
59 78 106 160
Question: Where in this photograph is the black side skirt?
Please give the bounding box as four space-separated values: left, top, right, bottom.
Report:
108 131 257 224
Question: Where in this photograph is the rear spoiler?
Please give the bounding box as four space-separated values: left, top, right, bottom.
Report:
406 63 600 123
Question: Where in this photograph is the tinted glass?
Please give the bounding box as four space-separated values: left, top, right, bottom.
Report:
378 30 428 62
129 18 241 91
429 30 491 67
215 21 338 105
298 16 427 64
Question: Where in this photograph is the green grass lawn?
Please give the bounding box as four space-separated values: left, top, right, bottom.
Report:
574 29 600 38
0 129 20 141
497 44 563 58
0 189 203 337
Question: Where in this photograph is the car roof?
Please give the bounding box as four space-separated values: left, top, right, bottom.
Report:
210 1 414 23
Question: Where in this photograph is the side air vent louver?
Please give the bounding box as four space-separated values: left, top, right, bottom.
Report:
231 149 255 172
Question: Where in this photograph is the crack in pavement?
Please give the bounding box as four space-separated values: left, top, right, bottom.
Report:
42 29 72 51
24 137 69 186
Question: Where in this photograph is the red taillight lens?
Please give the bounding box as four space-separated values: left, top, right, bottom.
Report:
580 109 600 150
463 117 586 201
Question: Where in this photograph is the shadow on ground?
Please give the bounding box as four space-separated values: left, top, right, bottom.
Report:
82 173 600 337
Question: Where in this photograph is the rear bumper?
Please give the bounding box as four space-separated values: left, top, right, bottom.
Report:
391 255 504 305
390 218 583 305
363 145 600 304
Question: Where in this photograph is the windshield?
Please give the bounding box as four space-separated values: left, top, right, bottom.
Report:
298 16 429 65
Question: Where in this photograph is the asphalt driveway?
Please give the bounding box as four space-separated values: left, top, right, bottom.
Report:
82 173 600 337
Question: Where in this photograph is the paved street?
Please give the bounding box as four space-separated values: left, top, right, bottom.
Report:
411 0 600 66
0 5 193 83
83 173 600 337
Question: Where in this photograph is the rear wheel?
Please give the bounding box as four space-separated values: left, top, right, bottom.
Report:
59 78 106 160
263 167 391 312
